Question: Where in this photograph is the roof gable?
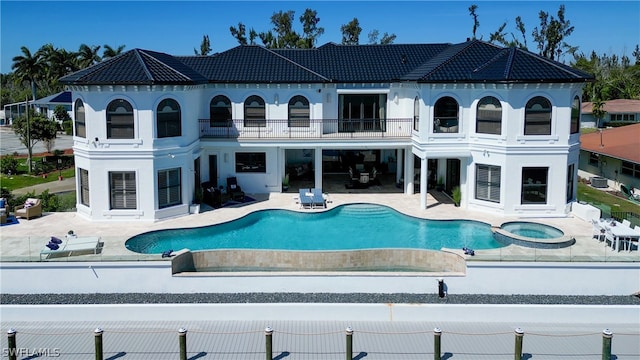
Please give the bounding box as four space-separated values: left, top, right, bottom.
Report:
60 49 208 85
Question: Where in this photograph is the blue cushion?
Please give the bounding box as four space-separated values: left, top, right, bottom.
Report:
46 242 60 250
50 236 63 244
0 199 5 208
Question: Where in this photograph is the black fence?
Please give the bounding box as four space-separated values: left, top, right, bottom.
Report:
199 118 412 139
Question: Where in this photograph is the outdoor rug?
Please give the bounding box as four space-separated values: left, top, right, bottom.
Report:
0 216 19 227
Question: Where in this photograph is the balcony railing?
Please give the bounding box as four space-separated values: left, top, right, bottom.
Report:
199 118 412 140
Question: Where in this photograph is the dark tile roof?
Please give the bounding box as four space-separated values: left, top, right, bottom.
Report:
60 49 208 85
60 40 594 86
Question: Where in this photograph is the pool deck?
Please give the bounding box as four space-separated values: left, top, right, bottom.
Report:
0 193 640 261
1 192 638 262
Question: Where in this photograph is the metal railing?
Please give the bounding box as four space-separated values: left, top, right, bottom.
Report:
198 118 412 140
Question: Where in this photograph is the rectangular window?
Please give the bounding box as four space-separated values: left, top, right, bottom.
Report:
75 117 86 138
109 171 136 209
338 94 387 132
79 168 90 207
158 168 181 208
521 167 548 204
236 152 266 173
589 152 599 166
475 164 501 203
621 161 640 179
107 114 134 139
567 164 575 202
157 113 181 138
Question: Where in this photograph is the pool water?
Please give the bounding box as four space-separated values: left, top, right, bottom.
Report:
500 221 564 239
125 204 503 254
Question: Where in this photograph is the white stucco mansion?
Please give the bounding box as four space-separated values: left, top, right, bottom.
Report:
59 40 593 221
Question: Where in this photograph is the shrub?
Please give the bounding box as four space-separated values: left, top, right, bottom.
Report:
62 119 72 135
0 156 19 175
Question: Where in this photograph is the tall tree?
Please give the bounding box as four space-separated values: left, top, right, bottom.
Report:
230 22 248 45
194 35 212 55
11 46 44 101
77 44 101 68
468 4 480 40
299 9 324 48
341 18 362 45
262 10 301 48
11 109 58 173
489 16 527 49
102 45 126 59
368 30 397 45
532 5 576 61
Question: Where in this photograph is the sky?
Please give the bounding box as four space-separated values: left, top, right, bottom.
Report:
1 0 639 73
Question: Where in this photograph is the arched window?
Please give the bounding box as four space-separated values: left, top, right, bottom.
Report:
288 95 310 127
570 96 580 134
210 95 231 127
74 99 86 138
413 97 420 131
244 95 265 127
106 99 134 139
156 98 181 138
433 96 459 133
524 96 552 135
476 96 502 135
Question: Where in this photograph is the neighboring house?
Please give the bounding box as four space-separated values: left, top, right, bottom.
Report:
2 91 72 125
579 123 640 192
581 99 640 128
59 39 593 222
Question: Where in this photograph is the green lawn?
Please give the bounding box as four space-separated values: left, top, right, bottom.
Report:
577 182 640 214
1 168 75 191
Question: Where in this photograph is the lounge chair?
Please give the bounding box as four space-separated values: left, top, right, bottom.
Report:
40 236 101 260
299 189 314 209
311 188 326 208
14 198 42 220
227 177 245 201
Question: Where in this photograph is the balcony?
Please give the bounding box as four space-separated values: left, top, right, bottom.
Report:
199 118 412 140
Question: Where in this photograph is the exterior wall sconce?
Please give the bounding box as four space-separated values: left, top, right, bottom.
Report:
168 154 175 159
393 93 399 104
274 94 279 105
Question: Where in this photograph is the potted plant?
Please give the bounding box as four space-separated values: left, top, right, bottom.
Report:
452 186 461 207
282 173 290 192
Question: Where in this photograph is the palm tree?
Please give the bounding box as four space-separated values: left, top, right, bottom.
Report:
77 44 101 68
11 46 44 100
41 46 80 92
102 44 126 59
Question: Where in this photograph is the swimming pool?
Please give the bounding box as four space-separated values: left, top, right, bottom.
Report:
126 204 503 254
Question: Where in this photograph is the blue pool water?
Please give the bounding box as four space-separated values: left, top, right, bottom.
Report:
501 221 564 239
125 204 503 254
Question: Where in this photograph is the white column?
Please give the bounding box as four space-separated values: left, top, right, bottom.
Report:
420 157 428 209
314 147 323 189
280 147 286 192
405 148 414 195
396 148 403 184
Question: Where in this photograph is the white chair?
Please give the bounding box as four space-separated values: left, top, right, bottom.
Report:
591 219 605 241
604 227 615 249
622 219 631 227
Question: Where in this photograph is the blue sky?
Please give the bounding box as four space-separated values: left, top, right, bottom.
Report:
1 1 639 73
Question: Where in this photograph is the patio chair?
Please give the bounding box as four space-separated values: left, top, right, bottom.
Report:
0 198 7 224
227 177 245 201
14 198 42 220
